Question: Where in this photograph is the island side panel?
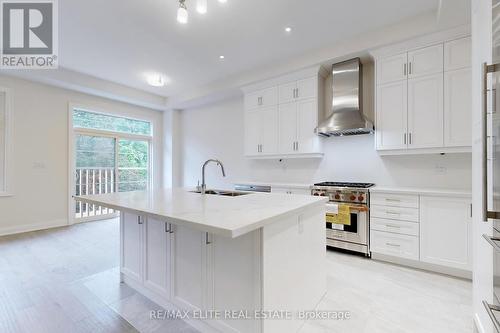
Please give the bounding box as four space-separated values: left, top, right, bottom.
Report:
261 204 326 333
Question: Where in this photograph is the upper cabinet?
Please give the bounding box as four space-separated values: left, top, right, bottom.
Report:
242 68 323 158
373 35 471 154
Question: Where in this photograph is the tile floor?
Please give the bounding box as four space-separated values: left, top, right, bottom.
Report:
0 218 472 333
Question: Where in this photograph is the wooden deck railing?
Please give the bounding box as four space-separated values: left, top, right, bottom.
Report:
75 167 116 219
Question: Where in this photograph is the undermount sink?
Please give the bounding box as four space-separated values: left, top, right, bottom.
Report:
190 189 252 197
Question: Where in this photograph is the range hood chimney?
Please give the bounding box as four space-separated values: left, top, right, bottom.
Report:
315 58 374 137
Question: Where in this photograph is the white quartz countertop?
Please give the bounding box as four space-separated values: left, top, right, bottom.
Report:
234 181 312 189
75 188 327 238
371 186 472 197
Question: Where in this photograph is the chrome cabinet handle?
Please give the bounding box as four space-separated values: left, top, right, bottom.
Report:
386 211 401 215
138 216 143 224
165 222 169 233
483 300 500 332
404 133 407 145
409 62 412 75
385 224 401 229
205 232 212 245
409 132 412 145
403 63 407 76
296 88 299 98
385 243 401 247
385 198 401 202
169 223 174 233
482 63 500 221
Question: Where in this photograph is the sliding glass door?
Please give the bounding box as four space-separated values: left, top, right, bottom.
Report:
72 109 152 222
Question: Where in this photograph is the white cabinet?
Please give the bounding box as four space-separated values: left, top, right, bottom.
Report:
374 36 471 154
444 37 471 71
171 225 207 311
271 186 311 195
121 212 143 282
419 196 472 270
243 69 322 158
144 218 171 297
407 44 443 78
371 230 419 260
377 53 408 84
407 73 444 148
279 98 318 154
376 81 408 150
444 68 472 147
244 87 278 110
244 107 279 156
278 77 316 104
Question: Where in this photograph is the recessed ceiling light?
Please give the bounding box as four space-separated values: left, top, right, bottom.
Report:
285 27 292 33
147 74 165 87
219 55 225 60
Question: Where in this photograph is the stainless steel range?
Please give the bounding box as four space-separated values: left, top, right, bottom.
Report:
311 182 374 256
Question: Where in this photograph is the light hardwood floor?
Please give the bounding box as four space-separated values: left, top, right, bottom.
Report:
0 218 472 333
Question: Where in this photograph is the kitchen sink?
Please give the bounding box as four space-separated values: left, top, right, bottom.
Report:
190 189 252 197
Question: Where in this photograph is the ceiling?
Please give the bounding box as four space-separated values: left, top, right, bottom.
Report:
55 0 449 99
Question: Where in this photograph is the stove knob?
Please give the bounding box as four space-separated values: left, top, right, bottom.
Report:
350 195 356 201
320 193 326 196
313 193 319 196
334 194 340 200
358 196 364 201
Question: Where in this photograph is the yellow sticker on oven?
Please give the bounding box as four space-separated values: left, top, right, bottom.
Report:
326 204 351 225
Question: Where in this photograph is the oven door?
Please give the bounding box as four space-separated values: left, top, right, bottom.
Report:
326 206 368 246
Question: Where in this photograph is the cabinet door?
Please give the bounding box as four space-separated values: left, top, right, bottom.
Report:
407 74 444 148
244 110 260 155
420 196 472 270
444 37 471 71
244 91 261 110
377 53 408 84
279 81 296 104
260 87 278 107
408 44 443 78
259 106 279 154
121 212 143 282
171 225 206 311
278 102 297 154
444 68 472 147
144 218 170 298
296 77 316 100
296 99 317 153
376 81 408 150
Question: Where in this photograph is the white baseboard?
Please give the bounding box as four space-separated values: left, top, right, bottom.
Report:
0 219 68 237
474 312 485 333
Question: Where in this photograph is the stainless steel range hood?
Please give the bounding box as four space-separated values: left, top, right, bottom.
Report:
315 58 374 137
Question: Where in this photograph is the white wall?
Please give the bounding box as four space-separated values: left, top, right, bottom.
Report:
0 75 163 235
179 97 472 191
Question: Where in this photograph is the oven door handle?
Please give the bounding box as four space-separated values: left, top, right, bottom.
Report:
483 234 500 252
483 300 500 332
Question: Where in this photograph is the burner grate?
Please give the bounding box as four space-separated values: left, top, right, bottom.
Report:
313 182 375 188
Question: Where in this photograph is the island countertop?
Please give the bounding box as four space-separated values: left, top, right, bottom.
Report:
75 188 327 238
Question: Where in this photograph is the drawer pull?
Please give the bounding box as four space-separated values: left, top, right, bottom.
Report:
386 211 401 215
385 198 401 202
385 224 401 229
385 242 401 247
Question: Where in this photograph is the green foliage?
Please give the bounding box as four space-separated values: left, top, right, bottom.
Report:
73 109 151 135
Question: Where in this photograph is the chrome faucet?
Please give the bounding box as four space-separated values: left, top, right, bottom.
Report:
201 159 226 194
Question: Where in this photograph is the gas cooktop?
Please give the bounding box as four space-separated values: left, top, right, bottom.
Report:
313 182 375 189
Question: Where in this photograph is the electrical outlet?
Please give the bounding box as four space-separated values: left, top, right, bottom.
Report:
435 165 447 174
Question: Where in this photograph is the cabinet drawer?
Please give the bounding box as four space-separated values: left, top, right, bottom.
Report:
370 217 419 236
271 187 311 195
370 230 419 260
371 205 419 222
370 192 419 208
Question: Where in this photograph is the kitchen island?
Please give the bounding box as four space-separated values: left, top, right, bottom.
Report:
76 188 327 333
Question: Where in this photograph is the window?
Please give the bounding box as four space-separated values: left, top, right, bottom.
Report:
72 109 152 220
73 109 152 136
0 89 8 194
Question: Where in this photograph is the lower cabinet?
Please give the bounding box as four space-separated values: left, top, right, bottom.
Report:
370 192 472 274
121 213 262 333
419 196 472 270
121 211 144 282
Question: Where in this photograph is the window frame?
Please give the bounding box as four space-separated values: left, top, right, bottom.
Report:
68 104 154 224
0 87 11 197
